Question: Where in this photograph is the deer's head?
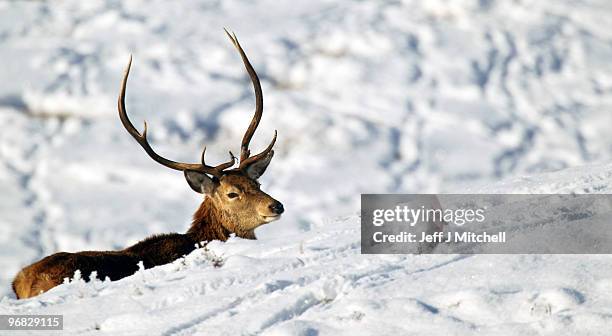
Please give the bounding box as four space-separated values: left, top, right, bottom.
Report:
117 30 283 235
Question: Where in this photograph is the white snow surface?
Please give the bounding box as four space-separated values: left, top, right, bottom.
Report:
1 0 612 335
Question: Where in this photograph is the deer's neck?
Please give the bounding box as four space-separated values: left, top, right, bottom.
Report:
187 198 233 243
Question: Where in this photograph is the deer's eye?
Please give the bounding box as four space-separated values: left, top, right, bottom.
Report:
227 192 239 199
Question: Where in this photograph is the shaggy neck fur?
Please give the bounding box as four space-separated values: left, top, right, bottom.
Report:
186 197 256 243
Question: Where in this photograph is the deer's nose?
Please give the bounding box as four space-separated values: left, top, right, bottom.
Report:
269 201 284 215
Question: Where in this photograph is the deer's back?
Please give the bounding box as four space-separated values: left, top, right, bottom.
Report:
13 251 140 299
13 233 200 299
123 233 198 267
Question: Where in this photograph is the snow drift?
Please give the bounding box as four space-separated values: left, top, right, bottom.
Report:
1 0 612 334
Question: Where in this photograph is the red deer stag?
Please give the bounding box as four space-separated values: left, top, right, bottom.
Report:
12 30 283 299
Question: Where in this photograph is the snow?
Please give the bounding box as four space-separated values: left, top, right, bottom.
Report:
1 0 612 334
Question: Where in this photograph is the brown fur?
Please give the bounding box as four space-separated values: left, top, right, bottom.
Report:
12 173 282 299
12 33 285 300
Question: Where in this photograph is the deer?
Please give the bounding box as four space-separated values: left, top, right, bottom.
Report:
12 30 284 299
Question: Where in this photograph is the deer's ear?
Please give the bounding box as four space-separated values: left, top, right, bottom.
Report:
243 150 274 180
184 170 217 194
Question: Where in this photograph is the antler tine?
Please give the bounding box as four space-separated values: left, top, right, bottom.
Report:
119 56 232 177
238 130 277 169
215 151 237 171
224 28 264 163
200 146 235 173
200 146 207 165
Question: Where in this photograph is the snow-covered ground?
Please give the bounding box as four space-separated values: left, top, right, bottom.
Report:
1 0 612 334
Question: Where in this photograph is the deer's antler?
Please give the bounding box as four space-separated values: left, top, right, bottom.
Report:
118 30 276 178
223 29 277 170
118 55 235 178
